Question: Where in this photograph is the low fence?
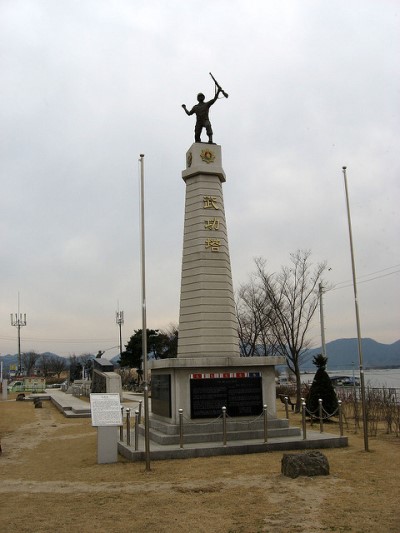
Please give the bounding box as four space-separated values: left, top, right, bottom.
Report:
336 387 400 436
117 401 344 450
118 405 272 449
278 385 400 437
71 382 91 397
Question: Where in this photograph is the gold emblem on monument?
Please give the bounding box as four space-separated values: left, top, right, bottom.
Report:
200 149 215 164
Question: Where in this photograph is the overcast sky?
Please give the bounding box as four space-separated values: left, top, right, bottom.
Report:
1 0 399 358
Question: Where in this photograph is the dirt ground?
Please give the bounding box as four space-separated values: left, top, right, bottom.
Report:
0 396 399 533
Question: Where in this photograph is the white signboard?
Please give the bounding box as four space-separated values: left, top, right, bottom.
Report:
90 393 122 427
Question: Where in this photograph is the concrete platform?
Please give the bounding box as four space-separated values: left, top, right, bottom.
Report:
118 429 348 461
35 390 348 460
39 390 144 419
44 390 92 417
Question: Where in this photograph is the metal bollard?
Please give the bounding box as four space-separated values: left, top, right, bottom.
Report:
119 406 124 441
138 401 142 424
134 410 139 450
338 400 343 436
302 401 307 440
222 406 227 446
263 404 268 443
126 408 131 446
284 396 289 419
319 398 324 433
179 409 184 449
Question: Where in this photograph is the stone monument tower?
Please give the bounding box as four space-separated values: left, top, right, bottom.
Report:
150 141 285 434
116 82 344 457
177 142 240 359
148 80 286 443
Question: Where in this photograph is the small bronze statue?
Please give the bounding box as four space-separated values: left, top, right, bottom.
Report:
182 73 228 144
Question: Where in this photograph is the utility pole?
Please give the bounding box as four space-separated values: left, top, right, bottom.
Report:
115 310 124 360
342 166 369 452
10 294 27 376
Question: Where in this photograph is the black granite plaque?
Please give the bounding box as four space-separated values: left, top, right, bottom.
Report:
151 374 172 418
190 377 263 418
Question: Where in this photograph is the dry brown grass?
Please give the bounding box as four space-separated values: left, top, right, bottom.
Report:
1 395 399 532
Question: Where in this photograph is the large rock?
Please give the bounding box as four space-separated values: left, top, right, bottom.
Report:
281 451 330 478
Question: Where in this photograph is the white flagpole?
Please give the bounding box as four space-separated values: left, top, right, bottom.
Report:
139 154 151 470
342 166 369 452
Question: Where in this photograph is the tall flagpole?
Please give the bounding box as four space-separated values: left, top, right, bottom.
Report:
319 282 327 358
342 166 369 452
139 154 151 471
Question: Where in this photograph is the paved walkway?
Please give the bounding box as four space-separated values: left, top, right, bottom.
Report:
37 389 145 418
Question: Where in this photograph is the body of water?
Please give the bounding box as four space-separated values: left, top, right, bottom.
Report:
301 368 400 389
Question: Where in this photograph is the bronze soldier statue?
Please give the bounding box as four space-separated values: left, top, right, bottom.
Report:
182 89 221 144
182 73 228 144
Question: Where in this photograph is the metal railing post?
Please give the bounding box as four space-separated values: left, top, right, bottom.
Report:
338 400 343 437
222 406 227 446
126 408 131 446
284 396 289 419
319 398 324 433
138 401 142 424
179 409 184 449
119 406 124 441
263 404 268 443
134 410 139 450
302 401 307 440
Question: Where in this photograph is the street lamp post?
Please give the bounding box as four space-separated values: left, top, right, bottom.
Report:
342 166 369 452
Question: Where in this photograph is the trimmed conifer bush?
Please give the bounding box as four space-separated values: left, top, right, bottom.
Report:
306 354 339 417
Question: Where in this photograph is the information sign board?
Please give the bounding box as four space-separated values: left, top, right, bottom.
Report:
90 393 122 427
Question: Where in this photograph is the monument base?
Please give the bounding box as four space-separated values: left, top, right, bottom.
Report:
150 356 284 424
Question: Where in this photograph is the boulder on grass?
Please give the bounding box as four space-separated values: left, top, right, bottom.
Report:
281 451 330 479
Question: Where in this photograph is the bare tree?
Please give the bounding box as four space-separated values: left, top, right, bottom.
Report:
254 250 327 409
39 353 52 377
78 353 94 365
22 351 40 376
236 276 277 356
49 356 68 378
236 250 327 409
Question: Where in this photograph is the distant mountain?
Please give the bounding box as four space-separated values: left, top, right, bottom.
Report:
1 340 399 372
302 338 400 370
0 352 64 371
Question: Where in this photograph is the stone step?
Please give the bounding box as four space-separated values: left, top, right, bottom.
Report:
148 427 301 445
148 416 290 436
140 424 301 446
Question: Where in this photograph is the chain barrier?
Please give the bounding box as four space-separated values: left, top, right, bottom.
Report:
225 410 270 424
121 399 345 450
300 398 344 437
182 413 223 425
303 402 340 421
179 405 270 447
